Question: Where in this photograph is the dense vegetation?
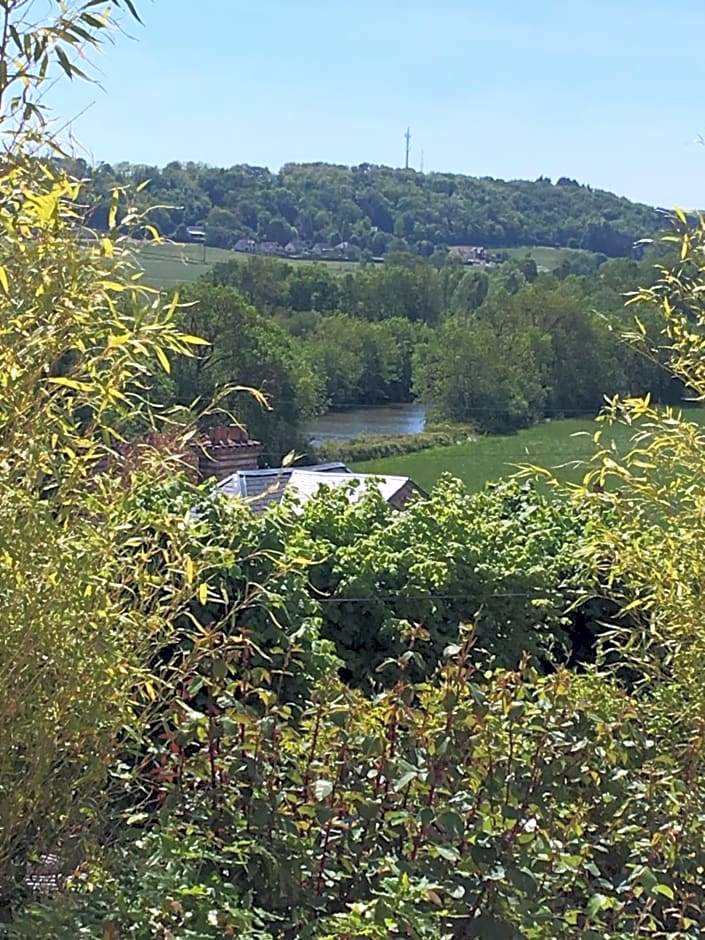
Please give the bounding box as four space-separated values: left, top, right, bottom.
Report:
76 159 663 259
8 5 705 938
158 250 682 454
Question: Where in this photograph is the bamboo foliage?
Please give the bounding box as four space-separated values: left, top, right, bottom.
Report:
0 0 213 903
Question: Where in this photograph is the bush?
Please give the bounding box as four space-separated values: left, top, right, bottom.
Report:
311 424 475 464
14 656 705 938
287 477 595 685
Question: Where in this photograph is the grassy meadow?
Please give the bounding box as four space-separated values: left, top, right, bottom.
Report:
351 413 704 493
134 241 234 289
493 245 604 271
135 241 360 289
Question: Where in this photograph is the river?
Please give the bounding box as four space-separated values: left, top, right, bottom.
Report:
306 403 426 444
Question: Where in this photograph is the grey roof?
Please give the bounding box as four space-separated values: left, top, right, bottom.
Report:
217 463 350 513
287 470 413 508
217 463 424 515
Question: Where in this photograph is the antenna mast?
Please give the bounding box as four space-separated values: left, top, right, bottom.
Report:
404 127 411 169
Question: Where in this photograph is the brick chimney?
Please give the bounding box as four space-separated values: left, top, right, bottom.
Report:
199 426 263 482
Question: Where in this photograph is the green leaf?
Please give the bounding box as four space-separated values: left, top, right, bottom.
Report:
118 0 144 23
437 809 464 839
467 914 517 939
435 845 460 862
312 779 333 801
586 893 608 918
393 769 417 791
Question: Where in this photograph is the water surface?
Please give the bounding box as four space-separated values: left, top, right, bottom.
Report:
306 403 426 444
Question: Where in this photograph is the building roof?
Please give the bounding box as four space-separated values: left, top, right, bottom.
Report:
216 464 424 515
217 463 349 514
287 470 413 508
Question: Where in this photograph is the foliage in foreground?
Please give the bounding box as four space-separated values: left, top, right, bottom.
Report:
289 477 597 683
578 212 705 713
0 0 207 909
21 211 705 936
8 2 705 938
12 655 705 938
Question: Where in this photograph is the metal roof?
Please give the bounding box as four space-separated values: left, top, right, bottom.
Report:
287 470 413 509
216 463 350 513
217 464 423 515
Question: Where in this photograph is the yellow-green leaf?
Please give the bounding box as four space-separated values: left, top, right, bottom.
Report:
47 376 92 392
155 345 171 374
180 334 210 346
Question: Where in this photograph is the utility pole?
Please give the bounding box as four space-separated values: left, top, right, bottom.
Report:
404 127 411 170
420 149 424 174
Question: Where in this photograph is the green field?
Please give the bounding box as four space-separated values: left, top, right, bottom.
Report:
134 242 233 289
494 245 603 271
134 241 605 289
350 416 659 493
135 241 360 289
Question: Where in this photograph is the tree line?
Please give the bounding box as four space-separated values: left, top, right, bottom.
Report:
67 157 664 259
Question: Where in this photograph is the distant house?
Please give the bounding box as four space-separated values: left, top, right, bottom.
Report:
288 470 424 511
333 241 355 259
96 425 263 488
449 245 486 264
217 464 426 515
285 240 305 256
312 242 334 257
234 238 257 253
258 241 283 255
186 226 206 242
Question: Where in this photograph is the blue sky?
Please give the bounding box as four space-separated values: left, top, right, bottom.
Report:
47 0 705 208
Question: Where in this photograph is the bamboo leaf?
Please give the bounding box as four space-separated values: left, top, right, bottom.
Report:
47 376 92 392
154 345 171 373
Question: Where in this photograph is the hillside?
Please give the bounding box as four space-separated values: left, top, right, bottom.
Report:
77 160 664 260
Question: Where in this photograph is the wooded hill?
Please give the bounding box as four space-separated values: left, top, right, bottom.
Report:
79 159 664 259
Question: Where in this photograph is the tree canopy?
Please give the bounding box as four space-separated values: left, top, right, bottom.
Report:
72 159 663 259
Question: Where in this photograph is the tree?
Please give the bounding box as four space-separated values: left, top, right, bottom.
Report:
171 282 323 457
287 264 340 312
450 268 489 313
413 314 546 432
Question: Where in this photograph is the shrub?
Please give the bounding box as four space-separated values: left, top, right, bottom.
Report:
311 424 475 464
286 477 595 685
15 653 705 938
